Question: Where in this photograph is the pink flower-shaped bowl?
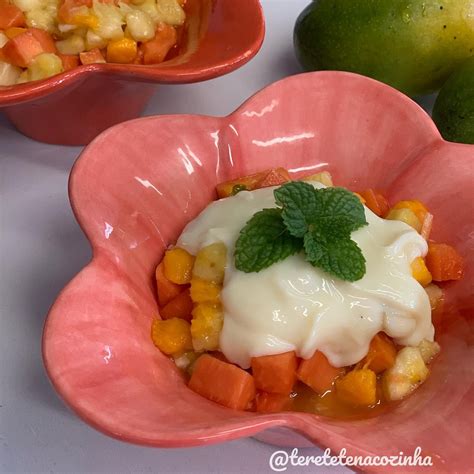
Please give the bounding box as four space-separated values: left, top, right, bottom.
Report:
0 0 264 146
43 71 474 473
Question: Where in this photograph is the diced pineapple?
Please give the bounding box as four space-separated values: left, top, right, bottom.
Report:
190 277 221 303
163 247 195 284
25 8 56 33
191 303 223 351
151 317 192 355
303 171 333 187
125 8 155 41
425 284 443 311
155 0 185 25
92 0 125 40
411 257 432 287
85 29 107 50
418 339 440 364
173 351 199 370
382 347 429 401
55 34 85 55
386 208 422 232
27 53 63 81
0 61 22 86
67 6 99 29
13 0 42 12
16 70 29 84
192 242 227 284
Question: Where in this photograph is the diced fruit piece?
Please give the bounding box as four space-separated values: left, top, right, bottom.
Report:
386 208 421 232
297 350 345 394
336 369 377 406
0 32 8 48
257 168 291 188
155 261 182 306
190 277 220 304
3 30 45 67
251 351 297 395
216 168 290 199
255 392 291 413
191 303 223 351
140 23 177 64
0 61 21 85
192 242 227 284
79 48 105 64
411 257 432 287
418 339 440 364
303 171 333 187
392 200 428 222
363 333 397 374
29 28 56 53
425 284 444 311
358 189 390 217
27 52 63 81
91 0 125 41
107 37 137 63
382 347 429 401
163 247 195 284
188 354 256 410
425 242 464 281
125 8 155 41
68 8 99 29
151 317 192 355
56 34 85 55
5 27 27 39
0 4 25 29
85 29 108 50
58 0 92 23
58 53 79 71
160 288 193 321
420 212 433 240
173 351 198 370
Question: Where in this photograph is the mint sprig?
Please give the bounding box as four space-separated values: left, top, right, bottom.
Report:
234 182 368 281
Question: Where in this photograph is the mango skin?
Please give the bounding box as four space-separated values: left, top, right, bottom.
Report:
432 58 474 144
294 0 474 97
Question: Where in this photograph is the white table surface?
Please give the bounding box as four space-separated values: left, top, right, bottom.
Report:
0 1 436 472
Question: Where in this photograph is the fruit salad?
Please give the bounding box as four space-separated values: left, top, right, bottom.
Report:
151 168 464 417
0 0 185 84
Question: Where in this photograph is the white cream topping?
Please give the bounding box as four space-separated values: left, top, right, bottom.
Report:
177 184 433 369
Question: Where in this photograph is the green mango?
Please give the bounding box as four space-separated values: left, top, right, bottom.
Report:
294 0 474 96
432 58 474 144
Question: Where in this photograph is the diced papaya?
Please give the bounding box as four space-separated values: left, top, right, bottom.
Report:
257 168 291 188
296 350 345 394
29 28 56 53
425 242 464 281
163 247 195 284
140 23 177 65
251 351 297 395
216 168 290 199
160 288 193 321
411 257 432 287
336 369 377 406
151 318 192 355
255 392 291 413
359 189 390 217
0 4 25 29
188 354 256 410
363 333 397 374
190 277 220 303
155 262 183 307
79 48 105 65
392 200 428 223
3 30 44 67
58 53 79 71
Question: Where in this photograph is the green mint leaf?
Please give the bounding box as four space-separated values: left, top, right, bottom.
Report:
235 208 303 273
315 187 368 237
274 181 321 238
305 232 366 282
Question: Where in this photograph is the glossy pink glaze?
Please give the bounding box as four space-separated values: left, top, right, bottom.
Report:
0 0 265 145
43 72 474 473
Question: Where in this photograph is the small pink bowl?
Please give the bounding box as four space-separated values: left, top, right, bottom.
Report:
0 0 264 145
43 71 474 473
